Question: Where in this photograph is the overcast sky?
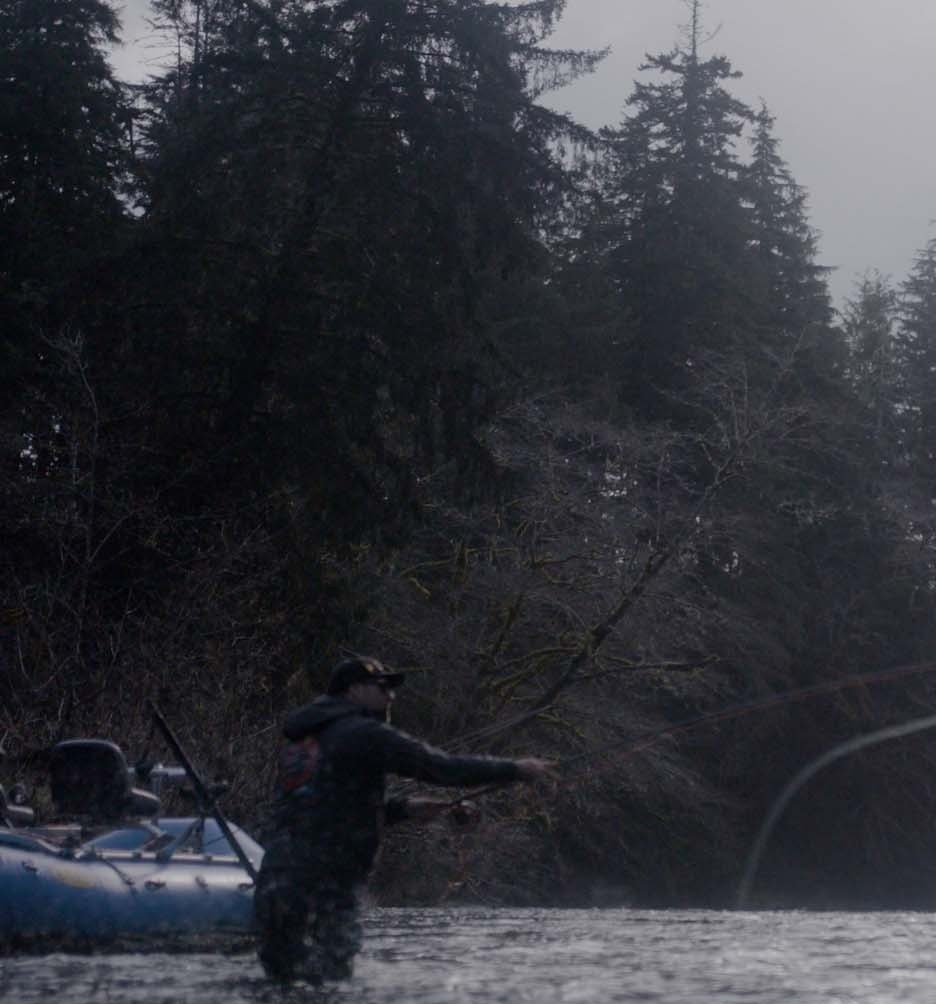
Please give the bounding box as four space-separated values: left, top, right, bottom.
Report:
111 0 936 311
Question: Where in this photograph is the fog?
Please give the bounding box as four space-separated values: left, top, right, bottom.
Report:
111 0 936 309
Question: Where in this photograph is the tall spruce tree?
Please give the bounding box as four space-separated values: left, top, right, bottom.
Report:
0 0 130 543
132 0 600 521
0 0 128 398
842 270 899 445
596 0 755 418
743 102 831 353
896 236 936 487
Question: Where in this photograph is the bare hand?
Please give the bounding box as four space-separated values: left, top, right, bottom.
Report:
514 757 559 782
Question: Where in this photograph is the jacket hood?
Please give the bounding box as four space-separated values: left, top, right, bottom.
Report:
283 695 365 741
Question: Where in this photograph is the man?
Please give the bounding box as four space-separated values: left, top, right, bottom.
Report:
254 655 554 983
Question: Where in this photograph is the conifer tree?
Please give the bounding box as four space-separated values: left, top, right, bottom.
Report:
0 0 130 499
596 0 755 417
0 0 129 399
132 0 600 523
896 236 936 485
842 270 899 443
743 103 831 351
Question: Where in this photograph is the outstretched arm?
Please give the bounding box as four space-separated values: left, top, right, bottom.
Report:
374 723 555 787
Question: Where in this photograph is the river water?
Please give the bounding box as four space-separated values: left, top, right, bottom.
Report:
3 906 936 1003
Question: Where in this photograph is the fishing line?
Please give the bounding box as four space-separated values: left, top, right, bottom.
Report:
569 659 936 771
559 662 936 779
735 711 936 909
439 660 936 807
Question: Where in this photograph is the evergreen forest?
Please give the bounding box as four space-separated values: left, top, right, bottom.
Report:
5 0 936 909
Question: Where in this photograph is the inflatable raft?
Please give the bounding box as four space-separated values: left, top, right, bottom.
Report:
0 737 263 945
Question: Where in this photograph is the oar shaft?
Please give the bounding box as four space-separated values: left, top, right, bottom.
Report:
148 701 259 883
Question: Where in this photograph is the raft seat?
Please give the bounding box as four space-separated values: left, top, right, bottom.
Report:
50 740 161 823
0 783 35 827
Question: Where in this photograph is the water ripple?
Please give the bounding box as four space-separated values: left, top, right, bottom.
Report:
3 907 936 1003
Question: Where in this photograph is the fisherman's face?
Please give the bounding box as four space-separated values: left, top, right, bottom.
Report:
347 679 396 714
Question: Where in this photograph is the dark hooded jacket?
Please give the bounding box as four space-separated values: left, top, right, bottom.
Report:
264 696 520 881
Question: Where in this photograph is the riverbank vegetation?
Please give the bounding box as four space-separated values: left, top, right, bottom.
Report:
5 0 936 910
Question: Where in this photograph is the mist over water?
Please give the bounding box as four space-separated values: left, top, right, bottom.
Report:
4 907 936 1003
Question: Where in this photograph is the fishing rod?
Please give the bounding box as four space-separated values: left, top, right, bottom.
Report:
443 660 936 807
148 700 259 884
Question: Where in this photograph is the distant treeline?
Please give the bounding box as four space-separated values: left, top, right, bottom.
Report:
4 0 936 909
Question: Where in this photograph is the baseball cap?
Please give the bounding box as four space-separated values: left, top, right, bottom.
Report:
326 656 405 695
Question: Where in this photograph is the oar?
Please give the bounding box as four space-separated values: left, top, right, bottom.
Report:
148 700 259 884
